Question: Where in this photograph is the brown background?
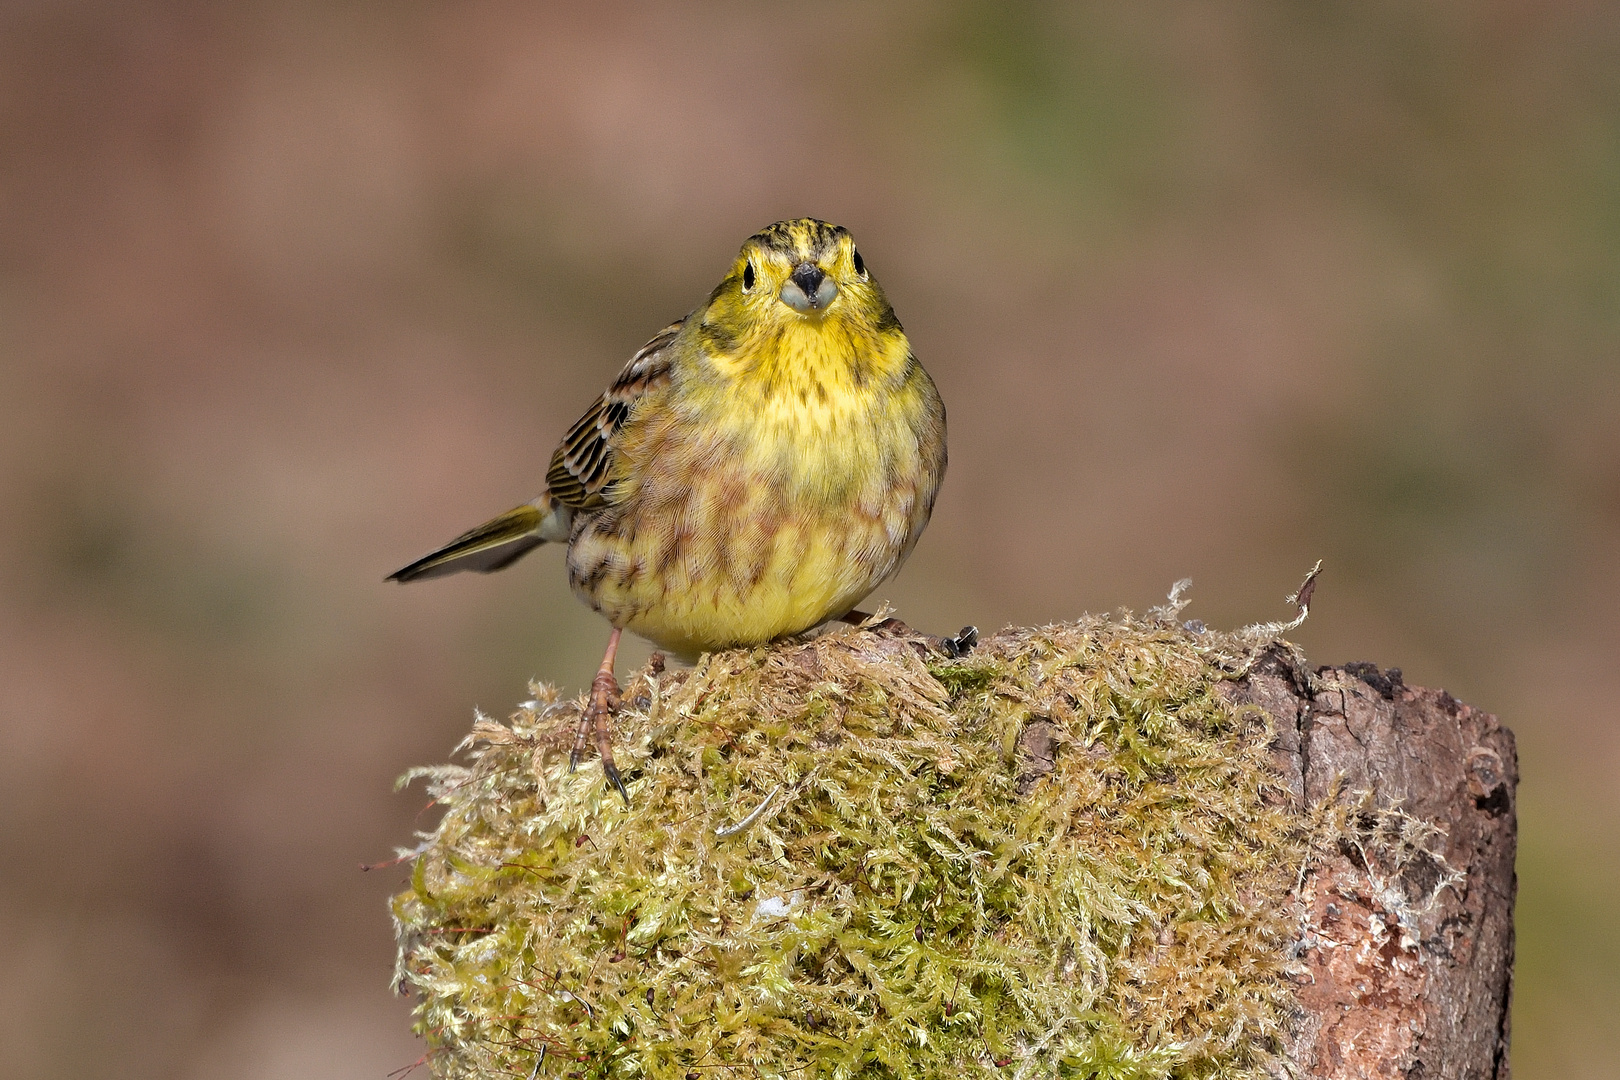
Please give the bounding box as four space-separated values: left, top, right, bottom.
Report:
2 3 1616 1077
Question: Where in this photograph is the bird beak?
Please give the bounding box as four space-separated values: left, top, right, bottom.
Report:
778 261 839 313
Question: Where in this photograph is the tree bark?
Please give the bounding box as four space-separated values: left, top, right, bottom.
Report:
1227 648 1517 1080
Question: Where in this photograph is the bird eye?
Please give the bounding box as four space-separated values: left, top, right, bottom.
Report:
852 248 866 278
742 262 755 292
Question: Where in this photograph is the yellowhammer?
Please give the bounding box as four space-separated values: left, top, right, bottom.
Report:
390 219 947 800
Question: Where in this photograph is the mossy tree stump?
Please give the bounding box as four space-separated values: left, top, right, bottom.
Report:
392 616 1515 1080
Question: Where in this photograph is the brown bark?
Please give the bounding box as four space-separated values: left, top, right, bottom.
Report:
1227 648 1517 1080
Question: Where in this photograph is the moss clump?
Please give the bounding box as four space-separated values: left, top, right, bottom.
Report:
393 616 1305 1079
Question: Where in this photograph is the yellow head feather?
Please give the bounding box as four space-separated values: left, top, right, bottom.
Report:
693 218 910 394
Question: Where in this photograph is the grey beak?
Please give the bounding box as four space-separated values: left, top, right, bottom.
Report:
779 261 839 313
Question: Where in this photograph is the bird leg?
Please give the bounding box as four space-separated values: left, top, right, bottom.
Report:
570 626 628 805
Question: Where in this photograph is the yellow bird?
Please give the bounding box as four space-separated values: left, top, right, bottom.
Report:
390 219 947 800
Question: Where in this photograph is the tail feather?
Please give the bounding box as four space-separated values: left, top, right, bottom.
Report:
388 496 568 583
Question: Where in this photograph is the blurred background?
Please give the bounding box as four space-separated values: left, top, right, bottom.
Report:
1 2 1615 1077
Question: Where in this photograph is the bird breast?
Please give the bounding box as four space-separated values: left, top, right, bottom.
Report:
563 350 943 655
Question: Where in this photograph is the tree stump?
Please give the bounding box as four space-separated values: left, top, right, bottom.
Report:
1231 649 1517 1079
392 619 1516 1079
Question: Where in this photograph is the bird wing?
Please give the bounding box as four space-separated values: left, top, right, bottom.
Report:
546 319 682 510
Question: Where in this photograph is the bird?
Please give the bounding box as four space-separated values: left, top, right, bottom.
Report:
389 218 947 802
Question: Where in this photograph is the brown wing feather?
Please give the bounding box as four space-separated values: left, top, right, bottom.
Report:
547 320 681 509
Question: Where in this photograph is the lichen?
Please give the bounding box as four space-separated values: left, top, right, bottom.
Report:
392 615 1308 1079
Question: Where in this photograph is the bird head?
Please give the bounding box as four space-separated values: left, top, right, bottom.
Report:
700 219 900 349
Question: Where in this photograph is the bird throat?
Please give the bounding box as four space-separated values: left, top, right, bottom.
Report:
725 317 907 414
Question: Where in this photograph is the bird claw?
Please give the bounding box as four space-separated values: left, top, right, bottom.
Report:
602 760 630 806
940 625 979 658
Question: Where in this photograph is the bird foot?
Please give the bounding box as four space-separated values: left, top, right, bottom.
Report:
569 669 628 805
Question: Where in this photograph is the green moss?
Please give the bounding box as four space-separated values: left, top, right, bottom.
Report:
927 657 1006 698
393 616 1306 1079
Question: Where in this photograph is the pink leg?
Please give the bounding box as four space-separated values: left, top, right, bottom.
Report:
570 627 627 804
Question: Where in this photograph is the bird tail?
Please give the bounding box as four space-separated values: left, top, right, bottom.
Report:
387 493 571 582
